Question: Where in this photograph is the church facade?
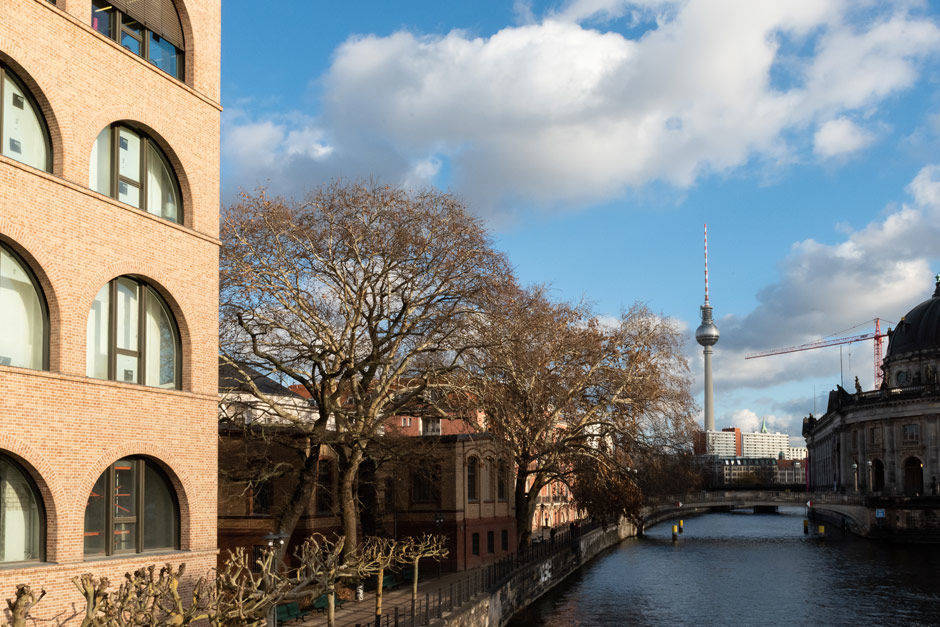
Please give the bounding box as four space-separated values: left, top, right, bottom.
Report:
804 277 940 497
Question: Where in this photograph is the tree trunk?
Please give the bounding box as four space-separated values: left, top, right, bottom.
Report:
514 466 538 549
374 568 384 626
327 591 336 627
339 450 364 557
411 558 419 618
273 446 321 563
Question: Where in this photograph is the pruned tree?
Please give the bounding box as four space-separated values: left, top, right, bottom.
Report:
6 584 44 627
448 283 696 546
220 181 509 557
397 534 449 619
360 537 402 626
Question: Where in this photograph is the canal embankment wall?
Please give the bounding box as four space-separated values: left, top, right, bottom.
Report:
439 518 637 626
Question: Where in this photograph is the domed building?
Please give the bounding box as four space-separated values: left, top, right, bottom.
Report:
804 276 940 500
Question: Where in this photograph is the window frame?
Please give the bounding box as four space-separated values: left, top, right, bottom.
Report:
0 64 53 173
84 457 179 557
0 241 50 371
471 532 480 556
315 459 334 515
497 460 507 502
91 1 184 81
0 452 46 564
94 276 182 389
467 456 479 502
97 123 183 224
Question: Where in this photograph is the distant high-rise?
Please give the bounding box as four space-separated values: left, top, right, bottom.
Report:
695 224 720 431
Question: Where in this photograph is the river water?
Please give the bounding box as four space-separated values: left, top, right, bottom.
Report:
509 508 940 625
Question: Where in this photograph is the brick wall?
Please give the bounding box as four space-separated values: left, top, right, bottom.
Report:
0 0 220 621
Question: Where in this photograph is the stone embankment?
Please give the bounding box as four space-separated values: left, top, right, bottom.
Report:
441 519 636 626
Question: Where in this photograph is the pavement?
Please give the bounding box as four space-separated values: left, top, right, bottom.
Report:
296 568 477 627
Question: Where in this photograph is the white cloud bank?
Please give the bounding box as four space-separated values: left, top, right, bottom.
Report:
225 1 939 208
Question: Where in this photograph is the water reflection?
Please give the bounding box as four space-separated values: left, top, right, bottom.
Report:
510 508 940 625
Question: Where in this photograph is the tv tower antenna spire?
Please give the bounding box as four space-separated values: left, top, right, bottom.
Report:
696 223 720 431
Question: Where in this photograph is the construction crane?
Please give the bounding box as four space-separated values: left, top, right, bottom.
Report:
745 318 890 388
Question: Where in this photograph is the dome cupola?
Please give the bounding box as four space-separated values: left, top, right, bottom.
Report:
884 275 940 362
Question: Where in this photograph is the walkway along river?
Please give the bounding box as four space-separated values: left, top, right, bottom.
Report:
509 507 940 625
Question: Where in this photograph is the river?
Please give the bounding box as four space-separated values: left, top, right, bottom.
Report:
509 507 940 625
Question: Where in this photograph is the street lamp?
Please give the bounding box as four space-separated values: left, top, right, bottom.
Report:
851 462 858 493
867 460 873 493
262 532 289 626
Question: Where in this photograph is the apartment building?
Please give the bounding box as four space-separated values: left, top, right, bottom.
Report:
0 0 220 619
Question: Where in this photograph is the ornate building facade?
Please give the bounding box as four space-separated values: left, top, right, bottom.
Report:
805 277 940 496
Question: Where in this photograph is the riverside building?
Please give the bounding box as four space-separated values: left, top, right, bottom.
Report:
0 0 220 619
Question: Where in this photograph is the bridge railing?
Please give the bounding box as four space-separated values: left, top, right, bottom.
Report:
645 490 864 509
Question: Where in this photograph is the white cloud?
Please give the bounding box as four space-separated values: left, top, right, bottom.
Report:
686 164 940 399
814 117 874 158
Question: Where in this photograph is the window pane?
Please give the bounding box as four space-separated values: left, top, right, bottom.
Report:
148 33 181 79
115 278 138 351
120 19 143 55
113 522 137 553
144 289 178 388
117 128 140 182
112 460 137 520
145 142 180 222
0 247 44 370
91 0 113 38
116 353 139 383
86 284 110 379
0 456 42 562
84 471 107 556
2 76 48 171
144 463 176 550
90 127 111 195
118 180 140 207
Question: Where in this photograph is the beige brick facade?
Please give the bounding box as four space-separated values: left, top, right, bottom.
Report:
0 0 220 621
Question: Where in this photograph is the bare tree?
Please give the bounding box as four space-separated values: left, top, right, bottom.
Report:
6 584 44 627
220 182 508 557
449 283 696 546
397 534 449 619
360 537 402 626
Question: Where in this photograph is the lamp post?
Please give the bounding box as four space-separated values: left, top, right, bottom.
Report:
852 462 858 493
867 460 873 493
795 461 801 489
262 531 289 626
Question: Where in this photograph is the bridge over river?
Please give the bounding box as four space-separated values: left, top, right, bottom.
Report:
641 490 866 533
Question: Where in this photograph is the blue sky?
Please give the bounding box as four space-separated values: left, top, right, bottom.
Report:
220 0 940 442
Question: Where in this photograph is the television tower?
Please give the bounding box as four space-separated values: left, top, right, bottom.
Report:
695 224 720 431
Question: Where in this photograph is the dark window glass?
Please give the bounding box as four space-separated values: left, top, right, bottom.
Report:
497 461 507 501
148 33 179 77
0 455 44 562
903 424 920 443
83 458 178 557
501 529 508 551
83 472 107 556
316 461 333 514
471 533 479 556
120 16 143 55
251 481 272 515
487 531 494 554
91 0 113 37
411 466 439 504
143 464 177 550
467 457 478 502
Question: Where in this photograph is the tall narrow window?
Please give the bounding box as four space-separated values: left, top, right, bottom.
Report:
86 277 180 389
90 124 181 223
0 64 52 172
316 460 333 514
497 461 508 502
467 457 479 502
0 243 48 371
84 458 178 556
0 454 44 563
90 0 184 81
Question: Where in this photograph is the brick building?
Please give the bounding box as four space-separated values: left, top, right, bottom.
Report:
0 0 220 621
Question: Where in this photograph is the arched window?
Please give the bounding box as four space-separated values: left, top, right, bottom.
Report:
90 124 181 223
0 453 44 563
0 243 48 370
0 63 52 172
84 457 179 556
467 456 479 502
86 277 181 389
497 460 508 502
91 0 184 80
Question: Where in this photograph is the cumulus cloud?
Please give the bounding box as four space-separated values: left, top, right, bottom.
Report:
813 117 874 158
224 1 939 209
690 164 940 398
